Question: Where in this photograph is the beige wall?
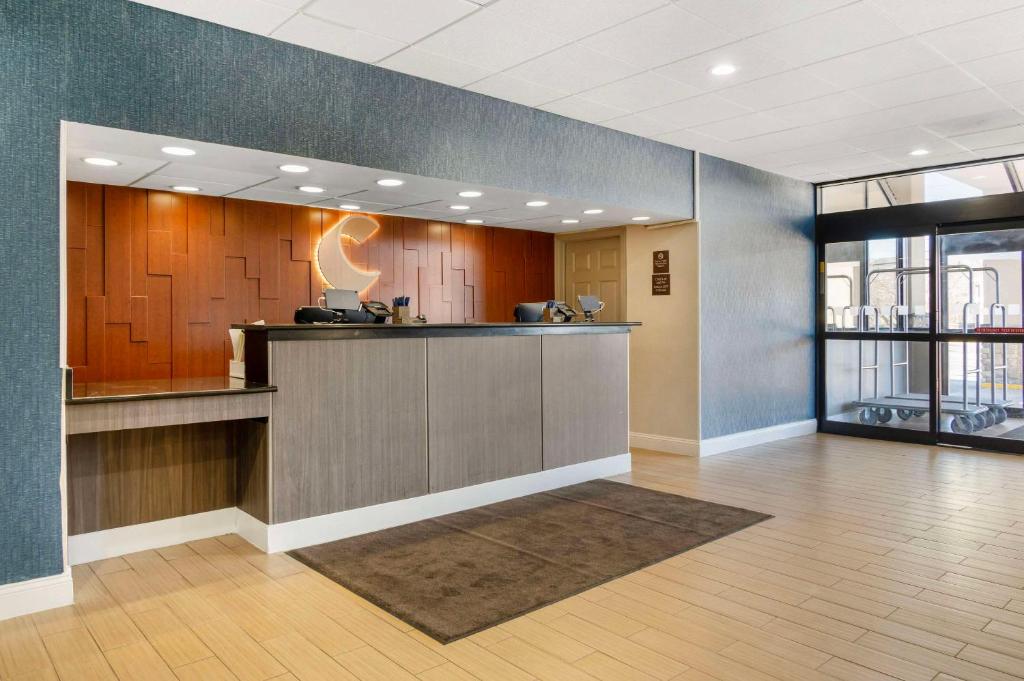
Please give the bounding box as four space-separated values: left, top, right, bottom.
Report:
624 222 700 441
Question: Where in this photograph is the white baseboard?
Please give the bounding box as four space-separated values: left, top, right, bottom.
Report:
629 432 698 456
698 419 817 457
68 508 238 565
0 568 74 621
632 420 817 458
261 453 632 554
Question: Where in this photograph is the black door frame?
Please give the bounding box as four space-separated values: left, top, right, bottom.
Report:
816 191 1024 454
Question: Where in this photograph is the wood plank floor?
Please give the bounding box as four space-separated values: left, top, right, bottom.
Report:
4 433 1024 681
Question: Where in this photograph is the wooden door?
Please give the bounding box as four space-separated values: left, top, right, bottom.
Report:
564 236 623 321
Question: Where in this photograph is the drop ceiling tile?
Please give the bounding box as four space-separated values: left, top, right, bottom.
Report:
157 162 274 186
412 5 568 71
690 113 794 141
600 113 679 138
504 44 641 95
819 152 894 175
67 150 166 186
925 109 1024 137
960 48 1024 85
341 188 437 205
385 207 453 220
653 129 740 157
540 96 630 124
478 207 559 221
870 0 1024 34
919 6 1024 62
724 126 839 157
378 47 493 87
841 126 953 153
952 125 1024 150
717 69 837 110
308 199 402 212
653 41 795 92
872 138 972 161
304 0 478 44
131 0 297 35
767 92 878 127
262 0 306 8
743 3 908 67
992 79 1024 106
466 73 566 106
576 72 699 112
258 176 365 196
853 66 981 108
673 0 851 38
270 14 406 63
887 89 1007 125
642 93 750 129
499 0 667 43
804 108 916 141
134 175 244 196
747 141 864 169
579 4 737 70
802 38 951 90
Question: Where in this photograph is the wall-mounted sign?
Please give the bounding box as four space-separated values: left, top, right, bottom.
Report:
653 250 670 273
652 273 671 295
315 214 382 292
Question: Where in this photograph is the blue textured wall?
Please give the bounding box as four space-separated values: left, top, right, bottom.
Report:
699 155 815 440
0 0 693 585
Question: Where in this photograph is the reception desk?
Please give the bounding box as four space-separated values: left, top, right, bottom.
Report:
65 322 635 560
240 322 635 550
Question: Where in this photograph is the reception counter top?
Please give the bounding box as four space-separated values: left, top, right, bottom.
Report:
232 321 638 341
66 375 276 404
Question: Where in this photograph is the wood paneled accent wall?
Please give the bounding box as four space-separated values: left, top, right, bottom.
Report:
67 181 554 382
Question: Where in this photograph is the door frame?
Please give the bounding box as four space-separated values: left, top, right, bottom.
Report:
554 226 627 319
816 190 1024 454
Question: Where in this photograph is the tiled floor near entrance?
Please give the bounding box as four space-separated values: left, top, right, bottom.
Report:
3 433 1024 681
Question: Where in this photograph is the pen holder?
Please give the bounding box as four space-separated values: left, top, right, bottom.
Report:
392 305 412 324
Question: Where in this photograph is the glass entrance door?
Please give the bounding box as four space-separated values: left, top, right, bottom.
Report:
819 221 1024 454
936 224 1024 452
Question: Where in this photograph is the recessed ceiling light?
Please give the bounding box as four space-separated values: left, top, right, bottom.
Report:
710 63 737 76
298 185 325 193
279 164 309 173
161 146 196 157
172 185 200 192
561 219 580 224
377 178 404 187
583 208 604 215
631 216 651 221
466 219 484 224
82 157 119 167
972 175 987 180
459 190 483 198
909 148 930 156
450 204 470 210
339 204 360 210
526 200 548 207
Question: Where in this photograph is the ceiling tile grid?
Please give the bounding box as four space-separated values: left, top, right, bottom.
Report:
130 0 1024 183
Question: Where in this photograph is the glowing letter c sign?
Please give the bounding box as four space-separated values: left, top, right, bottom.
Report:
315 214 381 293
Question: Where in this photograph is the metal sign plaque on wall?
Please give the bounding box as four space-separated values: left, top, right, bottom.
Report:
653 250 670 273
652 273 671 295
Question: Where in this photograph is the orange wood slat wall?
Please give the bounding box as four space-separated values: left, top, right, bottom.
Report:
67 181 555 382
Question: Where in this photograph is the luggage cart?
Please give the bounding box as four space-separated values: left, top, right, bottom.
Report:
854 266 990 433
826 274 854 331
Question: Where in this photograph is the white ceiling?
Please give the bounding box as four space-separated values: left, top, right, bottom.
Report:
66 123 682 232
128 0 1024 184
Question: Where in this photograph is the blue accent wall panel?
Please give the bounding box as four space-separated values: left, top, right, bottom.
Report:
0 0 693 585
699 155 815 440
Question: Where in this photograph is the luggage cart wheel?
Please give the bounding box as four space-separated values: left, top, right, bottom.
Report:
858 408 878 426
876 407 893 423
897 408 914 421
951 415 974 434
992 406 1008 424
982 410 996 429
913 410 925 417
970 413 987 430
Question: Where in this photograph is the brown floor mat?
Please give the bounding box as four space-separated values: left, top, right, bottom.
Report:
288 479 770 643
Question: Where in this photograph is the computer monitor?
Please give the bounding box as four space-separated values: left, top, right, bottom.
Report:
324 288 360 311
513 302 547 322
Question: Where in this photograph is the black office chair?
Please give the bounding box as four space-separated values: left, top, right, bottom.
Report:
513 302 547 322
